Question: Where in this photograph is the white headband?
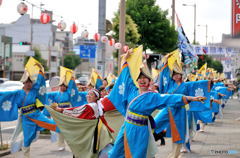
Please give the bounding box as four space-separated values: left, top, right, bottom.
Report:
90 89 100 99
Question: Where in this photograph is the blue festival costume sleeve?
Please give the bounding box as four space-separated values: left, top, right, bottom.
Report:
102 63 138 116
0 90 19 121
76 91 88 106
210 91 221 113
66 80 79 107
158 64 175 94
187 80 212 111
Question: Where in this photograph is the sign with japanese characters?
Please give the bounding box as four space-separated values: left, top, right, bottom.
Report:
232 0 240 36
74 44 97 59
192 45 236 55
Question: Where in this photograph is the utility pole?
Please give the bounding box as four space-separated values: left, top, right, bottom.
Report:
194 3 196 44
172 0 175 26
30 3 34 51
205 24 208 45
118 0 126 75
1 36 12 78
98 0 106 77
183 3 197 44
197 24 208 45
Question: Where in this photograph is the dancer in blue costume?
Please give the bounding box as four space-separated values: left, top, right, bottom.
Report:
209 90 222 122
44 67 86 151
0 58 59 158
154 67 211 157
100 51 203 158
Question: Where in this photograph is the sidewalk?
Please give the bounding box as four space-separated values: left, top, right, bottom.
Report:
0 135 73 158
1 99 240 157
156 98 240 158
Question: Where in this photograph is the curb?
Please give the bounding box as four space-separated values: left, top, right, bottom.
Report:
0 149 11 157
39 134 51 139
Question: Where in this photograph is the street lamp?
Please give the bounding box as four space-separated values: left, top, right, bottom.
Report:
197 24 208 45
183 3 196 44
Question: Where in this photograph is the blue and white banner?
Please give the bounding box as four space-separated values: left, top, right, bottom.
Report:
192 45 237 55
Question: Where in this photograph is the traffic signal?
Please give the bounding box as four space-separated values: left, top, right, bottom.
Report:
19 41 31 45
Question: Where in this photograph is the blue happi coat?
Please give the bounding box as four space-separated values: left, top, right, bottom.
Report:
43 80 85 117
210 91 221 113
213 83 233 101
0 74 59 147
155 80 211 143
102 63 188 158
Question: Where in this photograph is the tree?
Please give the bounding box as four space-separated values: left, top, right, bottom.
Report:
24 48 49 71
197 55 223 73
63 52 81 70
112 13 141 48
126 0 178 54
236 68 240 83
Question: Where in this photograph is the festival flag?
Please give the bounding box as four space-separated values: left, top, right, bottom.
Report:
176 13 198 66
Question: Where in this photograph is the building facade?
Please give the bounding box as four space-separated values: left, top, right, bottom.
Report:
0 14 73 80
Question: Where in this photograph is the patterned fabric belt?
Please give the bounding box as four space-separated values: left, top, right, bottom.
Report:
58 102 71 108
21 104 37 115
125 111 148 126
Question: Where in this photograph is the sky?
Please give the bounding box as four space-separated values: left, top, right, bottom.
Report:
0 0 231 45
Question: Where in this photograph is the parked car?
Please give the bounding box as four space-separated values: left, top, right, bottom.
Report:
0 78 9 84
77 75 89 85
0 80 23 91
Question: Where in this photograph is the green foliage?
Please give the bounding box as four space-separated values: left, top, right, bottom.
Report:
126 0 178 54
112 13 141 48
112 51 118 59
0 144 8 151
63 52 81 69
236 68 240 81
198 55 223 73
24 48 49 71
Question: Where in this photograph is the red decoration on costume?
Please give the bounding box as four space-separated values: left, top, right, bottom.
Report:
101 97 116 112
100 116 115 133
70 23 78 34
63 105 96 119
40 13 51 24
